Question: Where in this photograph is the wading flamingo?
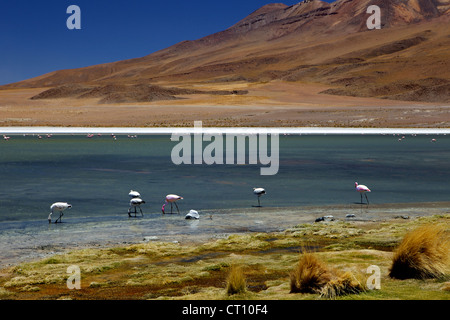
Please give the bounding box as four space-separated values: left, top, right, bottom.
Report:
48 202 72 223
253 188 266 207
128 190 141 198
128 198 145 217
162 194 183 214
355 182 371 204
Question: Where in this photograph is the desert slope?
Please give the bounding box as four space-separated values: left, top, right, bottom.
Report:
0 0 449 127
2 0 449 103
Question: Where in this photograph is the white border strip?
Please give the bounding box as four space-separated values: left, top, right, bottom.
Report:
0 126 449 135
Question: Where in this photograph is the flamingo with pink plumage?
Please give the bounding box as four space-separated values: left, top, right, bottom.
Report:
162 194 183 214
355 182 371 204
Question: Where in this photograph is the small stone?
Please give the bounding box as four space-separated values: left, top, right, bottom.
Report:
143 236 159 242
315 215 335 222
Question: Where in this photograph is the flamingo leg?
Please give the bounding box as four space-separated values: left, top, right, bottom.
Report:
360 193 363 204
170 203 173 214
365 193 369 205
56 212 63 223
128 206 132 217
175 202 180 214
258 196 261 207
139 206 143 216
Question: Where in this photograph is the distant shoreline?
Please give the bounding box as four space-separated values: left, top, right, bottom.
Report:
1 126 450 135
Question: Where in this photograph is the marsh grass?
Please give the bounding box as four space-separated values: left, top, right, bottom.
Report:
226 265 246 295
319 271 366 299
0 287 14 298
442 282 450 291
290 252 331 294
1 214 449 300
389 224 450 279
290 251 366 299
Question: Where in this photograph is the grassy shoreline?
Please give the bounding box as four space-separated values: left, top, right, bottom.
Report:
0 212 448 300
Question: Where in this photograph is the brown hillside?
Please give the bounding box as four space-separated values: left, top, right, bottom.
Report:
1 0 449 111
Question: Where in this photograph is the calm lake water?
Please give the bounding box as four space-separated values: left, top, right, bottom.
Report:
0 134 449 222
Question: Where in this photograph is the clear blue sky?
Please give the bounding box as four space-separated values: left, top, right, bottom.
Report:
0 0 335 85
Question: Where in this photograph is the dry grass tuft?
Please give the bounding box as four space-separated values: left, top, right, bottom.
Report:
226 265 247 295
442 282 450 291
389 224 450 279
290 252 332 294
319 272 365 299
290 252 365 298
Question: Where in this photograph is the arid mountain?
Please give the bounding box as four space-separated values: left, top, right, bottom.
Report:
2 0 450 103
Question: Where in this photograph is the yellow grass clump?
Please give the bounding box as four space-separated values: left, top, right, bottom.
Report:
319 272 365 299
290 252 331 294
290 252 365 298
226 265 247 295
442 282 450 291
389 224 450 280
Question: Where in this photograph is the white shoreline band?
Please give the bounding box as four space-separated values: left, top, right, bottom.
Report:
0 126 449 135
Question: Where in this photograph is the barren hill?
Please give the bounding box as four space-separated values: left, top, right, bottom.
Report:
2 0 450 104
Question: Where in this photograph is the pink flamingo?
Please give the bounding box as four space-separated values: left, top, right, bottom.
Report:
162 194 183 214
355 182 371 204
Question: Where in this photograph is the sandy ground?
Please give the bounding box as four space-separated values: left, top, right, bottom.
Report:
0 81 448 128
